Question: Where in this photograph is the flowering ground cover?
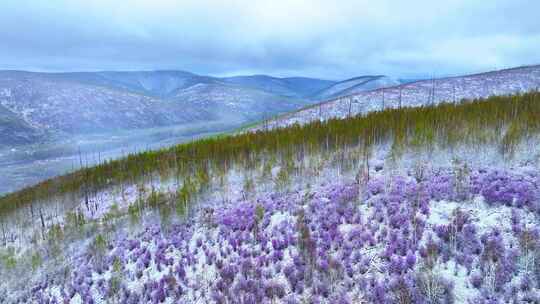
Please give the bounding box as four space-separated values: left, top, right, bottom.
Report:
25 167 540 303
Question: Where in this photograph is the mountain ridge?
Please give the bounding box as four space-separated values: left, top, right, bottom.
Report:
312 75 400 100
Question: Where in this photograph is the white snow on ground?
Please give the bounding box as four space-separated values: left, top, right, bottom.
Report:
425 195 540 302
6 160 540 303
437 260 479 302
428 196 538 235
269 211 295 230
338 223 358 235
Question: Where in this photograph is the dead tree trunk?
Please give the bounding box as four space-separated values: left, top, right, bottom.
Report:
381 88 385 110
39 208 46 240
399 86 403 109
78 147 89 212
432 78 436 105
30 202 35 220
1 220 6 245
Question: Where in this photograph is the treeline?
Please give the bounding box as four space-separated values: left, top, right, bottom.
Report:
1 92 539 216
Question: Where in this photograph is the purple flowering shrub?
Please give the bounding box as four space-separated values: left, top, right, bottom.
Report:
471 169 540 211
25 166 539 303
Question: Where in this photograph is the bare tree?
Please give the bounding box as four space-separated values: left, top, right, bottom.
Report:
78 147 89 213
430 77 436 105
381 87 385 110
39 208 46 240
399 86 403 109
1 220 6 245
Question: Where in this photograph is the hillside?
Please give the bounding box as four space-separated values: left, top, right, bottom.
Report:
0 72 205 134
0 71 311 140
49 70 206 98
258 65 540 130
222 75 336 98
0 91 539 303
0 103 44 146
0 68 404 195
0 70 337 195
313 75 400 100
0 69 405 144
56 71 336 100
168 83 308 121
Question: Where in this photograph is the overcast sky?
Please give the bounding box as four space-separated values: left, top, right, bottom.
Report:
0 0 539 79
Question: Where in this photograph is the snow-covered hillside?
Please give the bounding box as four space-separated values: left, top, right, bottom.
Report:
257 65 540 131
1 91 539 303
3 135 540 304
0 103 43 145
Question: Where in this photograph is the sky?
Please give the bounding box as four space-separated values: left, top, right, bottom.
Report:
0 0 539 80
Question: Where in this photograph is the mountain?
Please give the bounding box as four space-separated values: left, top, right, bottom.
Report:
169 82 307 121
0 102 43 146
313 75 400 100
0 71 204 136
53 71 336 99
53 70 221 98
222 75 335 98
0 70 332 146
258 65 540 130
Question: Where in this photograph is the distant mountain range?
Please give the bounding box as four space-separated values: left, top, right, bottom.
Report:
0 70 401 147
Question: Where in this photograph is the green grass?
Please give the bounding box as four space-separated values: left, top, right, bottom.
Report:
0 92 539 216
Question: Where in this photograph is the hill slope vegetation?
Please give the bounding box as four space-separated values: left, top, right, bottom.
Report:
0 91 539 302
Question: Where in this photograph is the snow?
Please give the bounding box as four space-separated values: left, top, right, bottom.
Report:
0 88 12 97
437 260 478 302
269 211 295 230
428 196 537 235
338 223 359 235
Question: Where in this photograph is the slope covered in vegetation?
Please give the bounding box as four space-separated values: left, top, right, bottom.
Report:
1 92 538 215
0 92 539 303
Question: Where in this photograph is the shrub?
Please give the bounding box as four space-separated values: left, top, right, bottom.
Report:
0 247 16 270
31 251 42 272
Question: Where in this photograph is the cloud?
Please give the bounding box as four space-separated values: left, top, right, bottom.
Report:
0 0 539 79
